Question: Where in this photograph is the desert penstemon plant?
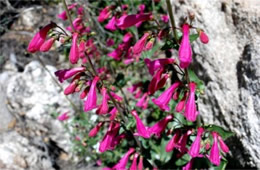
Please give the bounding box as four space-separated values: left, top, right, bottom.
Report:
27 0 233 169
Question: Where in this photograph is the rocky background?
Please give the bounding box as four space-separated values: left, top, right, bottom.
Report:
0 0 259 169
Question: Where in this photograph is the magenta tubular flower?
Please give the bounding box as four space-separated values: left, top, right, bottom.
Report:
69 33 79 64
128 82 142 94
179 24 192 68
110 133 127 149
107 45 123 61
105 16 117 31
144 58 175 76
96 88 109 114
133 32 150 55
166 131 181 152
99 122 120 152
149 114 173 137
123 32 133 43
148 68 164 95
106 38 115 47
184 82 197 121
178 130 192 153
175 92 188 112
188 127 204 158
40 37 55 52
138 156 143 170
209 132 221 166
80 86 89 99
109 91 123 102
218 135 229 153
98 6 111 23
117 13 152 30
64 80 77 95
27 22 56 53
113 148 135 170
156 74 169 91
136 93 148 109
88 122 104 137
130 153 139 170
199 31 209 44
145 38 155 51
183 158 194 170
55 67 85 83
84 76 99 112
161 14 169 23
109 107 118 120
58 112 69 121
152 81 181 111
131 110 150 138
57 3 76 20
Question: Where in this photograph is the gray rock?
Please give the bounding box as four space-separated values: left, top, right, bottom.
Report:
171 0 260 168
3 61 78 169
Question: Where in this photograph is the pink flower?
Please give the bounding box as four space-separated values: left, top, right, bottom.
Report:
123 32 133 43
57 3 77 20
182 158 194 170
145 38 155 51
218 135 229 153
175 92 188 112
199 30 209 44
96 88 109 114
128 82 142 94
117 13 153 30
136 93 149 109
109 91 123 102
105 16 118 31
131 110 150 138
79 40 86 58
84 76 99 112
179 24 192 68
152 81 181 111
55 67 85 83
99 122 120 152
184 82 198 121
130 153 139 170
107 45 123 61
77 6 84 15
209 132 221 166
109 107 118 120
133 32 150 55
188 127 204 157
69 32 79 64
161 15 169 23
80 86 90 99
138 156 143 170
138 4 146 12
106 38 115 47
144 58 175 76
27 22 56 53
89 122 104 137
98 6 111 23
40 37 55 52
149 114 173 137
166 131 181 152
178 130 192 153
148 68 164 95
113 148 135 170
58 112 69 121
64 80 77 95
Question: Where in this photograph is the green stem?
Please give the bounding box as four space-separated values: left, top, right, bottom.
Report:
62 0 76 32
166 0 178 42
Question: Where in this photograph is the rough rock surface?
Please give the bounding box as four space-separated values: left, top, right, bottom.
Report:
1 61 76 169
172 0 260 168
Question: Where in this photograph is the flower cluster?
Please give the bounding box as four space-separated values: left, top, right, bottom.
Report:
27 1 232 169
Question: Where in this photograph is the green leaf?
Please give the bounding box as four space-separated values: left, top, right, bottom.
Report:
161 39 179 50
189 34 199 42
175 153 192 166
188 69 205 95
211 159 228 170
205 125 234 140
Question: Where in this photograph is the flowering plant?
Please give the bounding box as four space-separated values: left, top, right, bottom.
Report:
28 0 233 169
